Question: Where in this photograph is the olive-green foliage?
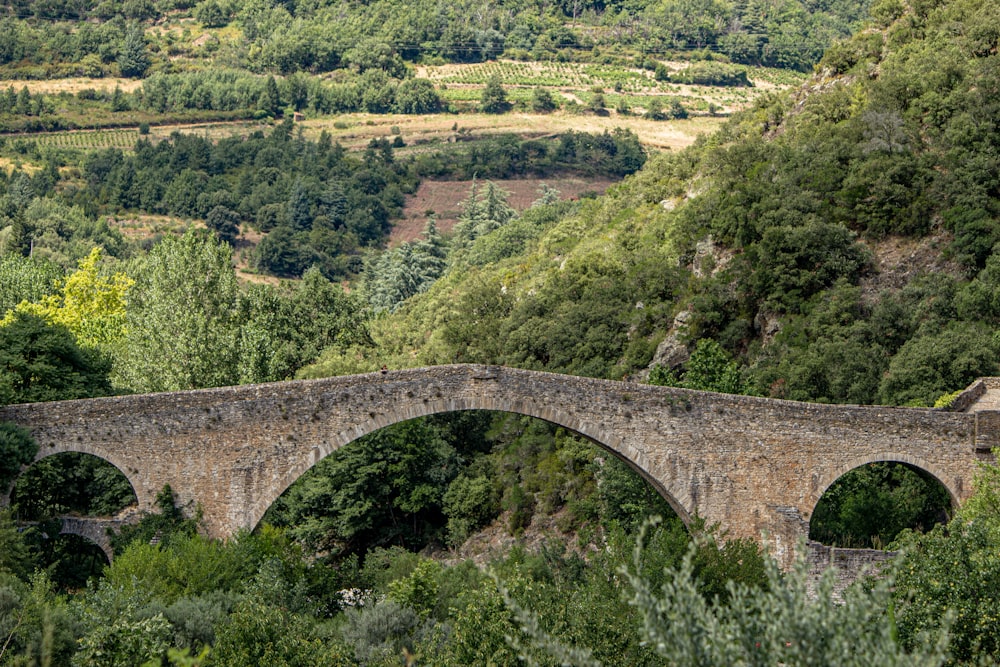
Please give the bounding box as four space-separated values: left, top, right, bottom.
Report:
158 591 238 654
624 534 949 667
0 570 80 667
211 598 350 667
0 422 36 492
891 453 1000 664
105 536 251 605
107 524 311 606
73 579 173 667
810 462 951 548
892 519 1000 665
425 520 766 667
340 599 435 665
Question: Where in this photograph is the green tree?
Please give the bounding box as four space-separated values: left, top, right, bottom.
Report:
650 338 748 394
531 87 557 113
3 247 132 353
118 23 151 78
118 229 241 392
480 75 510 114
891 454 1000 663
0 422 37 491
194 0 228 27
878 321 1000 406
205 205 240 246
810 463 950 548
646 98 666 120
74 579 173 666
266 419 460 555
393 78 441 114
0 253 60 314
238 267 370 383
258 75 281 117
0 310 112 405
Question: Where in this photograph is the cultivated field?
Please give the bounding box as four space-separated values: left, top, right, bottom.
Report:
416 59 805 115
392 175 618 245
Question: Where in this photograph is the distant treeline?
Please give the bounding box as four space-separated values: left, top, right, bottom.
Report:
0 0 870 75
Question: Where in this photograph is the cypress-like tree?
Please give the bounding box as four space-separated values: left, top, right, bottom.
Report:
118 24 151 78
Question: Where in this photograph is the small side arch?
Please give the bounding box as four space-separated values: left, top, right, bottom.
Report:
54 516 118 562
245 396 693 534
26 443 148 511
809 452 960 520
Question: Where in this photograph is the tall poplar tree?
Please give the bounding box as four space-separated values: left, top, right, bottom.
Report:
118 229 240 392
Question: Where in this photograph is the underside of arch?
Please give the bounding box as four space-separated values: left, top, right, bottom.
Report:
22 446 144 512
810 453 960 518
247 397 693 534
53 525 114 563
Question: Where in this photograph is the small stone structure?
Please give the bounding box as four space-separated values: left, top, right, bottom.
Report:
20 508 139 561
1 365 995 568
805 541 897 600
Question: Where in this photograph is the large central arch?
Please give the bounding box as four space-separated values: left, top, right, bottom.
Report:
246 395 693 535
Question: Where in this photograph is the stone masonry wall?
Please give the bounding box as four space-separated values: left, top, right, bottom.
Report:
806 541 897 600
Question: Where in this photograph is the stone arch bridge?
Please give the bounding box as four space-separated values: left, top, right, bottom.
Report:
1 365 997 566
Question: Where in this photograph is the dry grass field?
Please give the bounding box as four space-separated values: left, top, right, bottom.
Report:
299 110 726 152
1 78 144 95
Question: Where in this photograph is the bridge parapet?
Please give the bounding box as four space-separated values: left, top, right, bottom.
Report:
952 377 1000 413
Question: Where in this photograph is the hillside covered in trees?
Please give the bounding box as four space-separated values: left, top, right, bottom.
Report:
2 0 1000 665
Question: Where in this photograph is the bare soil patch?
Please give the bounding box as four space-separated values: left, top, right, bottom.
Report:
392 175 616 245
860 231 965 302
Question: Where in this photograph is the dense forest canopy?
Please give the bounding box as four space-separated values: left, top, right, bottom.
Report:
0 0 869 74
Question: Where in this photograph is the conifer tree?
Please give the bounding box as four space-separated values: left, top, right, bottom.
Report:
118 24 151 78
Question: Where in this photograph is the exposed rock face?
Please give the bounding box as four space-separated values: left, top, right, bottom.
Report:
754 310 784 346
691 236 734 279
646 310 691 377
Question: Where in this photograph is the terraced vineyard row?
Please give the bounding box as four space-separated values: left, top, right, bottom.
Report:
29 128 140 150
424 60 807 94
